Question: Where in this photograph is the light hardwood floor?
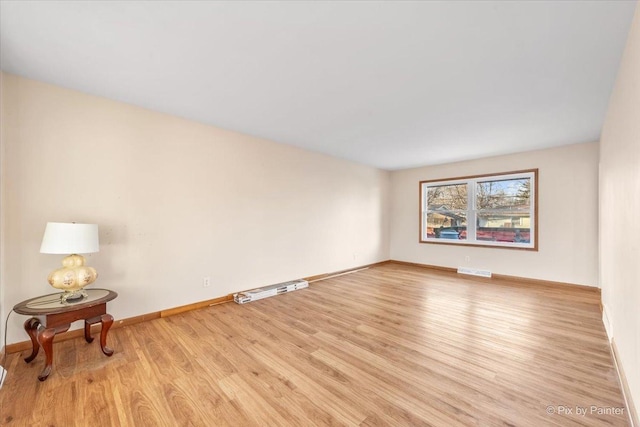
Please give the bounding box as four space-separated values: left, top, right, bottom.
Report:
0 263 629 426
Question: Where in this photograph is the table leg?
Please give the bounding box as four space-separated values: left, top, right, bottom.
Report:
37 328 57 381
84 319 95 343
100 313 114 356
23 318 41 363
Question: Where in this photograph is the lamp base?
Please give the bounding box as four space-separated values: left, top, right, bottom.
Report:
60 289 88 303
48 254 98 300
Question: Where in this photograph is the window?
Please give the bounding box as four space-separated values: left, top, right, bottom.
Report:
420 169 537 250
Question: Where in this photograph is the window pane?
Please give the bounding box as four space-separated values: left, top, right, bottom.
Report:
476 178 530 209
426 212 467 240
420 170 535 248
427 184 467 210
476 211 531 243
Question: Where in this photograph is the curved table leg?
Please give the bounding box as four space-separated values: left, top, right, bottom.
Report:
84 319 95 343
37 328 57 381
100 314 114 356
23 318 41 363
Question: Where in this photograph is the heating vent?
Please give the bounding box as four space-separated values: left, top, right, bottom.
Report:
457 267 492 278
234 279 309 304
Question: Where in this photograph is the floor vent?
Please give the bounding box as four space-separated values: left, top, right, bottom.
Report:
234 279 309 304
457 267 492 278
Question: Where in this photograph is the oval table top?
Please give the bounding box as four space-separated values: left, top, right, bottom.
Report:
13 288 118 315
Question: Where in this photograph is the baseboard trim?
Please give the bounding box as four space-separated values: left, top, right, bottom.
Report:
602 304 613 341
492 272 600 293
303 260 391 283
114 312 161 327
387 260 600 294
5 338 38 355
611 338 639 427
160 295 233 318
387 260 457 273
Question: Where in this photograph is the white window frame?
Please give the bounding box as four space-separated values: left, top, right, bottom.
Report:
419 169 538 250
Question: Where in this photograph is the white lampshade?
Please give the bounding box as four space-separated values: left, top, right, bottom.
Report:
40 222 100 254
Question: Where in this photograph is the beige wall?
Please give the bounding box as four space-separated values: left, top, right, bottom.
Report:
0 73 390 344
0 71 7 352
600 2 640 419
389 142 600 286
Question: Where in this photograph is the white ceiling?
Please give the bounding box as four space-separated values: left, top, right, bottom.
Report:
0 1 636 170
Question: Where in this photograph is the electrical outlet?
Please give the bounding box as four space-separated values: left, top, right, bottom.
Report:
203 277 211 288
465 256 470 262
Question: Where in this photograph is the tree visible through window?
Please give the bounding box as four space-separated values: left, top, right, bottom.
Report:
420 170 537 249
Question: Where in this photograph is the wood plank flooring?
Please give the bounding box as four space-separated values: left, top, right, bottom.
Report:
0 263 629 426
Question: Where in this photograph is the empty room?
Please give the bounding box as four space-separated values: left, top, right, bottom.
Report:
0 1 638 426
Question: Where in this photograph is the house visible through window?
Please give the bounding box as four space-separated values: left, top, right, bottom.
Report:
420 170 537 250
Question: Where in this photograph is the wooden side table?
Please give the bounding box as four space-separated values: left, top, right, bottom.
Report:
13 288 118 381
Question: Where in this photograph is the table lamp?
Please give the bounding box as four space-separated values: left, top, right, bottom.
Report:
40 222 99 302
